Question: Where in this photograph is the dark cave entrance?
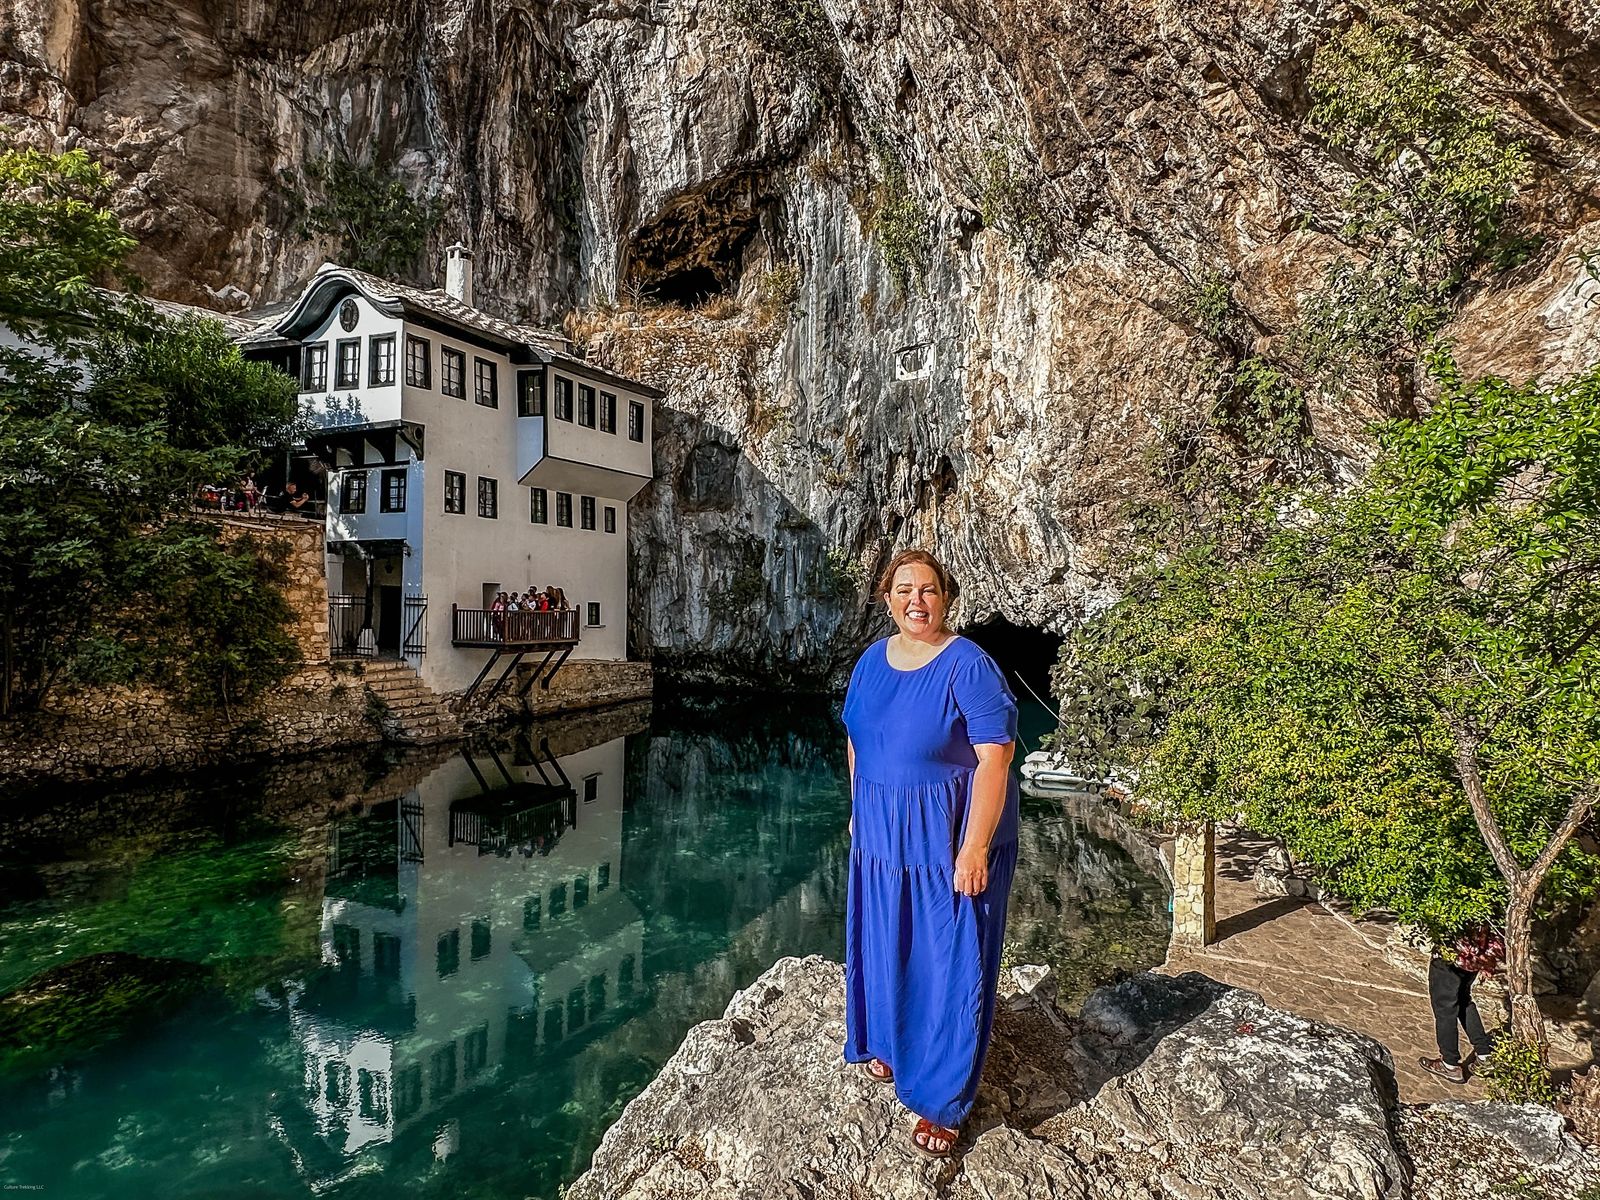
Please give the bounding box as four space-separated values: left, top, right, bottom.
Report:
962 617 1063 753
643 265 726 307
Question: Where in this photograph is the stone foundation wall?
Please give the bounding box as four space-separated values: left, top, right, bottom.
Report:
0 666 378 789
466 659 656 724
209 513 330 661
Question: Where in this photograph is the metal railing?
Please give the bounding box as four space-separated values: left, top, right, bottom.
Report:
402 595 428 656
451 606 580 646
329 593 429 658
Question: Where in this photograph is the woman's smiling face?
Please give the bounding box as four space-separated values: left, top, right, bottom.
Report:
886 562 948 640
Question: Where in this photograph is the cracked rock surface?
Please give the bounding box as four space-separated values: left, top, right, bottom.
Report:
566 955 1600 1200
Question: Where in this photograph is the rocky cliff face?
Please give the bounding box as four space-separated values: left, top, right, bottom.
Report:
6 0 1600 683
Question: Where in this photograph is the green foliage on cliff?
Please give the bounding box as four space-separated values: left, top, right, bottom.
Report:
1053 351 1600 1047
725 0 842 90
977 141 1057 269
0 149 303 716
872 154 930 296
1302 21 1530 373
302 157 442 280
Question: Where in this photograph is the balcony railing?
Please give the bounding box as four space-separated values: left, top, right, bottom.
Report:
451 606 580 648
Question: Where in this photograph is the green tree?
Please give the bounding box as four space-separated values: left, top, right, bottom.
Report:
302 157 441 280
0 148 302 714
1054 351 1600 1058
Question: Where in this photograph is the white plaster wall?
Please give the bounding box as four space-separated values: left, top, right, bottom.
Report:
407 330 635 691
545 365 653 482
297 297 405 427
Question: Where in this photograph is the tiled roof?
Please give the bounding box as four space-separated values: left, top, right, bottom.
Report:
305 263 570 354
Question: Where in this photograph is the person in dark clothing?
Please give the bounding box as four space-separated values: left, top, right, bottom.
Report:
1418 925 1504 1084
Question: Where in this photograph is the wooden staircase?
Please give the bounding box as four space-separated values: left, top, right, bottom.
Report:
360 660 463 745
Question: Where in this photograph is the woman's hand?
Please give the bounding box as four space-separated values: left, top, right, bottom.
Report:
953 841 989 896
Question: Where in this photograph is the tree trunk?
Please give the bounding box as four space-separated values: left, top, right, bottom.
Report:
1502 889 1546 1056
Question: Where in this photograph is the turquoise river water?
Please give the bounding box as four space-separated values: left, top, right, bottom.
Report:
0 695 1168 1199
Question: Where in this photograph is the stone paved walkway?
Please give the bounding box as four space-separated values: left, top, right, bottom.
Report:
1159 830 1598 1104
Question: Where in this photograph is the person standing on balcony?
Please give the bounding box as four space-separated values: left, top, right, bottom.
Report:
841 549 1019 1161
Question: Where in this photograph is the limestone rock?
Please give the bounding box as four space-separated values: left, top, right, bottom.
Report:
567 956 1598 1200
7 2 1600 685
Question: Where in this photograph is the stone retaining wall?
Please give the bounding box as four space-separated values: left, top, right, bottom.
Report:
0 666 380 788
466 658 656 723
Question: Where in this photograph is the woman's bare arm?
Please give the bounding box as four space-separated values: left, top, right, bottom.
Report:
953 741 1014 896
847 736 855 838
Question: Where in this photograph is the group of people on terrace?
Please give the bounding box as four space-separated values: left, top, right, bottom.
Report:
492 587 568 617
194 475 316 517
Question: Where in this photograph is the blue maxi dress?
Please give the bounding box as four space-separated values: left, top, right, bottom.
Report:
841 635 1020 1128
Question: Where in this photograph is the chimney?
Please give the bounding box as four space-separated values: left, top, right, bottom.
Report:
445 242 474 306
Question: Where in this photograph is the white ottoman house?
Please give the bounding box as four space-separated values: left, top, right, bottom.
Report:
243 245 659 697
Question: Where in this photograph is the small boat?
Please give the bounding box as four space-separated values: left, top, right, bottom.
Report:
1019 750 1099 794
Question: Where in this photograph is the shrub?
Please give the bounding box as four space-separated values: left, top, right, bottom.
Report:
977 142 1056 268
1482 1036 1558 1107
302 157 442 280
873 155 929 295
756 264 802 325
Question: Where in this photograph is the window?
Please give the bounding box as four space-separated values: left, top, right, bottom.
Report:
588 973 607 1016
430 1045 457 1097
358 1068 388 1124
598 861 611 891
600 391 616 433
530 487 548 524
604 505 617 534
628 399 645 441
405 334 431 387
583 774 599 803
554 375 573 421
444 470 466 514
470 919 491 961
474 357 498 407
332 924 361 969
519 370 546 416
340 471 367 514
463 1026 489 1077
477 477 498 519
441 347 466 398
374 932 401 979
586 602 602 628
549 882 567 917
394 1064 422 1121
368 334 395 386
325 1059 350 1106
381 468 407 513
574 874 589 909
619 954 636 1000
580 495 596 530
523 895 542 931
543 1005 563 1043
437 928 460 978
556 492 572 527
303 343 328 392
336 338 361 388
578 384 596 428
567 987 586 1033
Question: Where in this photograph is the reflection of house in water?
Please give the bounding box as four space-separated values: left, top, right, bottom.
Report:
280 729 644 1178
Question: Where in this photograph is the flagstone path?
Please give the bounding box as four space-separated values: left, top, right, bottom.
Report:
1159 830 1598 1104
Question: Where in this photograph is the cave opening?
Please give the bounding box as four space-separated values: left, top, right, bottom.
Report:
962 617 1063 753
644 265 727 307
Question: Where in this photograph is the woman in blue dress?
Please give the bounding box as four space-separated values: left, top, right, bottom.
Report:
841 548 1019 1160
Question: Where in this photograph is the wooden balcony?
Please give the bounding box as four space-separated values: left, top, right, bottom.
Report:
451 606 580 649
451 606 581 705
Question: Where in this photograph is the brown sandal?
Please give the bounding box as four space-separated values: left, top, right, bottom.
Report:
911 1117 958 1160
861 1058 894 1083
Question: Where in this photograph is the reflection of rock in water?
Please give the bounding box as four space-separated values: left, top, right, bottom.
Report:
1008 800 1171 1011
0 952 211 1076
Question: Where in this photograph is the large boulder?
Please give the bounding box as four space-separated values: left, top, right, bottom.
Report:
566 956 1598 1200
